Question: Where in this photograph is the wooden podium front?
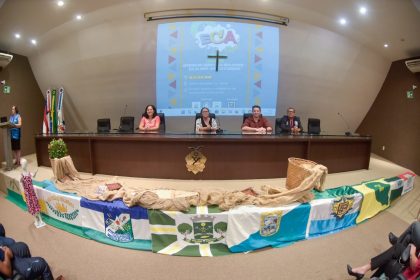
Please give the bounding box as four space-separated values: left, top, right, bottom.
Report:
0 122 15 171
35 133 371 180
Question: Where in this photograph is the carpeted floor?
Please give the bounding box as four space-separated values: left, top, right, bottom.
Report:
0 154 418 280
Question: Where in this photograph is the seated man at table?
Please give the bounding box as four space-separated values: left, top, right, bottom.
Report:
278 107 303 134
241 105 272 134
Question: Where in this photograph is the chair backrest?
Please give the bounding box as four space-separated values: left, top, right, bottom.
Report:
194 113 216 131
307 118 321 135
242 113 252 124
119 116 134 133
275 118 283 134
157 113 165 133
97 118 111 133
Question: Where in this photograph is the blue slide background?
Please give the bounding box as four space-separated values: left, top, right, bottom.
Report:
156 22 280 116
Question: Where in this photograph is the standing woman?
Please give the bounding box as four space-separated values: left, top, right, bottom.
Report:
10 105 22 166
196 107 218 133
138 105 160 131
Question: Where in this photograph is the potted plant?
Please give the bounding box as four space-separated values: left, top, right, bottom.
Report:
48 138 80 181
48 138 68 159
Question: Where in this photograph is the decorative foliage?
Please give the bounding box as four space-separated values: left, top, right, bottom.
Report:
48 138 68 159
214 222 228 237
177 223 193 240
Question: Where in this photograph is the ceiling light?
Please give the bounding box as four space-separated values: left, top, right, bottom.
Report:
384 44 389 48
339 18 347 25
57 1 64 7
359 7 367 15
75 14 82 20
31 39 37 45
14 33 21 39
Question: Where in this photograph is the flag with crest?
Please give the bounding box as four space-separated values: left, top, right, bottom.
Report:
148 206 230 256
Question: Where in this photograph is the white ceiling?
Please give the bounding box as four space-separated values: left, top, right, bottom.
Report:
0 0 419 61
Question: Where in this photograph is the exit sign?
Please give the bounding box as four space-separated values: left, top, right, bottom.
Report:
407 90 414 99
3 85 11 94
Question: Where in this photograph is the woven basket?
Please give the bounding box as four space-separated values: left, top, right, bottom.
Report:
286 158 318 190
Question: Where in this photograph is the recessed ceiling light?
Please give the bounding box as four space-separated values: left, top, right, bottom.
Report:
384 44 389 48
57 1 64 7
31 39 37 45
339 18 347 25
75 14 83 20
359 7 367 15
14 33 21 39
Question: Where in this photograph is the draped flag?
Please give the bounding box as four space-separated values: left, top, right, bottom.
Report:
80 198 151 248
51 89 57 133
42 103 49 134
226 203 310 253
353 179 391 224
399 171 416 195
44 89 52 134
42 87 66 134
384 176 405 202
57 87 65 133
307 186 362 238
34 186 82 227
148 206 230 256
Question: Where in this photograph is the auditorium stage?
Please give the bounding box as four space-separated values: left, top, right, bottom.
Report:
0 153 417 257
0 153 416 215
0 153 408 193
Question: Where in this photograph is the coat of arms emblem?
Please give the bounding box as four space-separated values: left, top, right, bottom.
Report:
260 211 282 237
177 215 227 244
185 146 207 174
331 196 354 219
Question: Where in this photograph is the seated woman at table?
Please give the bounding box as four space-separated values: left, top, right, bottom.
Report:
138 105 160 132
195 107 218 133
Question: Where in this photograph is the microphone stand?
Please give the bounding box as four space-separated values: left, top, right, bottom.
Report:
337 112 351 136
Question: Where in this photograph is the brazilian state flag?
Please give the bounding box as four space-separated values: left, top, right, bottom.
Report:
308 186 362 238
226 203 311 253
384 176 405 203
352 178 391 224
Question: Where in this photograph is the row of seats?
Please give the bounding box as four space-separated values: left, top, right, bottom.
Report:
98 113 321 134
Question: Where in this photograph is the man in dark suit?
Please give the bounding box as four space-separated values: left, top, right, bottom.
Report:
278 107 303 134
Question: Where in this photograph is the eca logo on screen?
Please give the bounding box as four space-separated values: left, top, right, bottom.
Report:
195 24 240 51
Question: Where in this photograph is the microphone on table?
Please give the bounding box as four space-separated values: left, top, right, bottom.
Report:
216 117 223 134
122 104 128 116
337 112 351 136
119 104 128 131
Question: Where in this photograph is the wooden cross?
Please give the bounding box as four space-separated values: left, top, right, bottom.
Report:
207 50 227 72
